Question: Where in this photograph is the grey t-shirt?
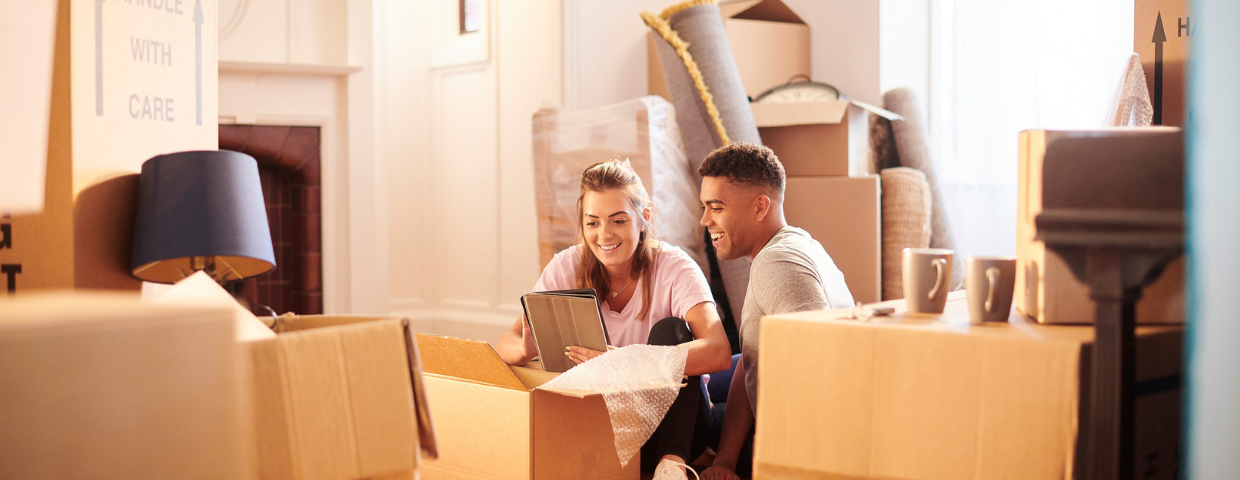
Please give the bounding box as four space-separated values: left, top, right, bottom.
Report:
741 226 854 414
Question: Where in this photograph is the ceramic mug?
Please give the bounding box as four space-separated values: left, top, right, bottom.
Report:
965 256 1017 324
902 248 954 314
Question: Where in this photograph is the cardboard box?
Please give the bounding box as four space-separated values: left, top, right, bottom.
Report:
0 0 219 293
783 176 881 304
647 0 810 101
249 315 435 480
750 101 873 177
0 293 245 479
755 293 1184 480
416 333 639 480
1135 0 1190 126
1016 129 1184 324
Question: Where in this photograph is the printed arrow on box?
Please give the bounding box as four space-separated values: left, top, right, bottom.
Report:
1152 12 1166 125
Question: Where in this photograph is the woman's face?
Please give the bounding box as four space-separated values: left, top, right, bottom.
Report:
581 188 647 270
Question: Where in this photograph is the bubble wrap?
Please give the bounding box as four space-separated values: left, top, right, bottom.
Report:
538 344 689 467
1104 53 1154 127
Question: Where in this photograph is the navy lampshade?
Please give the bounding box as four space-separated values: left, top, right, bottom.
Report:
130 150 276 283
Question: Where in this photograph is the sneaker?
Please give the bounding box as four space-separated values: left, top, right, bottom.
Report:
653 458 699 480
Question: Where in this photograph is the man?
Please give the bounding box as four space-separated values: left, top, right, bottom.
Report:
698 143 854 480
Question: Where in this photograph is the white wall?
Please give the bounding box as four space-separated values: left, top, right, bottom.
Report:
880 0 929 116
383 0 561 342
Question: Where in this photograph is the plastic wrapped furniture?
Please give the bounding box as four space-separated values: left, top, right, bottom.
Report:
532 96 707 274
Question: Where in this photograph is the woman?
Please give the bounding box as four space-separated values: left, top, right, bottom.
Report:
497 160 732 478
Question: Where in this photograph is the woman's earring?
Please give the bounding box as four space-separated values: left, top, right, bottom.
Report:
640 229 646 242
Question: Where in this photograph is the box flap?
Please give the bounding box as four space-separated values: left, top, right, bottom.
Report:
338 320 419 476
751 101 847 127
720 0 804 24
415 333 528 391
512 364 561 390
272 314 400 333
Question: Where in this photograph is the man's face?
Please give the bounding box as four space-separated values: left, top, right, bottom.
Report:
700 176 760 261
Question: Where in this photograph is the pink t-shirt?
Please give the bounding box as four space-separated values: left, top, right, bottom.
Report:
533 242 714 347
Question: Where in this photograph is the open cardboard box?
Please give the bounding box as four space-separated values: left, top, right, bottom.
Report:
754 292 1183 479
415 333 639 480
1016 128 1184 324
647 0 810 101
750 100 898 177
248 315 437 480
0 293 245 479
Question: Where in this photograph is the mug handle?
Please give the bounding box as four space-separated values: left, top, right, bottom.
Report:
928 258 948 300
984 267 1000 312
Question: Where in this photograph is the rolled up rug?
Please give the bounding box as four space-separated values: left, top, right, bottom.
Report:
643 0 761 326
883 88 964 290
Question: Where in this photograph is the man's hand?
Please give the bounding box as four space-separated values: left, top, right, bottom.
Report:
565 345 616 364
700 465 740 480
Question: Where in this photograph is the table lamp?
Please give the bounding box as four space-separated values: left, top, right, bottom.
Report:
130 150 276 284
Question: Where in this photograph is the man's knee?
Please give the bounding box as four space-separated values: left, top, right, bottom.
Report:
647 317 693 346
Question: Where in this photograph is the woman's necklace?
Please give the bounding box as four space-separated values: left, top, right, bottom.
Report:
610 275 635 298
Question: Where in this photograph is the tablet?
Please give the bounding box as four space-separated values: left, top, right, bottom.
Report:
520 289 611 373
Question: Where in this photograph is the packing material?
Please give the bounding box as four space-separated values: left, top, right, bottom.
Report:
755 293 1183 480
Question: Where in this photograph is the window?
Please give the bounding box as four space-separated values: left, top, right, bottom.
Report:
928 0 1135 257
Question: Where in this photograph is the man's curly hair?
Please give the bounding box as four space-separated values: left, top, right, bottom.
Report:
698 142 786 199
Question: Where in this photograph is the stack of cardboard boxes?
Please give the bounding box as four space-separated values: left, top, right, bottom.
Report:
648 0 883 304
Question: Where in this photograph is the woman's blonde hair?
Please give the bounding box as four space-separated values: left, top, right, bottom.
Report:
576 160 658 321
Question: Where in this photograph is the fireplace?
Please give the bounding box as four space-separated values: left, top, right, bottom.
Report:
219 125 323 316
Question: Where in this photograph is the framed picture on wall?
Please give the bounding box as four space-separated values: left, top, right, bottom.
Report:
460 0 481 34
433 0 488 67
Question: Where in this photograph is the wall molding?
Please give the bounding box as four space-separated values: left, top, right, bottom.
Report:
220 61 363 76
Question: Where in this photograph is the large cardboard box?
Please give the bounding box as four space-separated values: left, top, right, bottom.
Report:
755 293 1184 480
416 333 640 480
783 176 881 304
1016 129 1184 324
1135 0 1190 126
647 0 810 101
249 315 435 480
0 0 219 293
0 293 245 479
750 101 874 177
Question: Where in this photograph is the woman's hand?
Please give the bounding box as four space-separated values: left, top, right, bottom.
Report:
497 314 538 365
565 345 616 364
519 314 536 354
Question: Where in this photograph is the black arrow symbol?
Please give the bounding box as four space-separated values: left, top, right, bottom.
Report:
194 0 203 126
1152 12 1166 125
